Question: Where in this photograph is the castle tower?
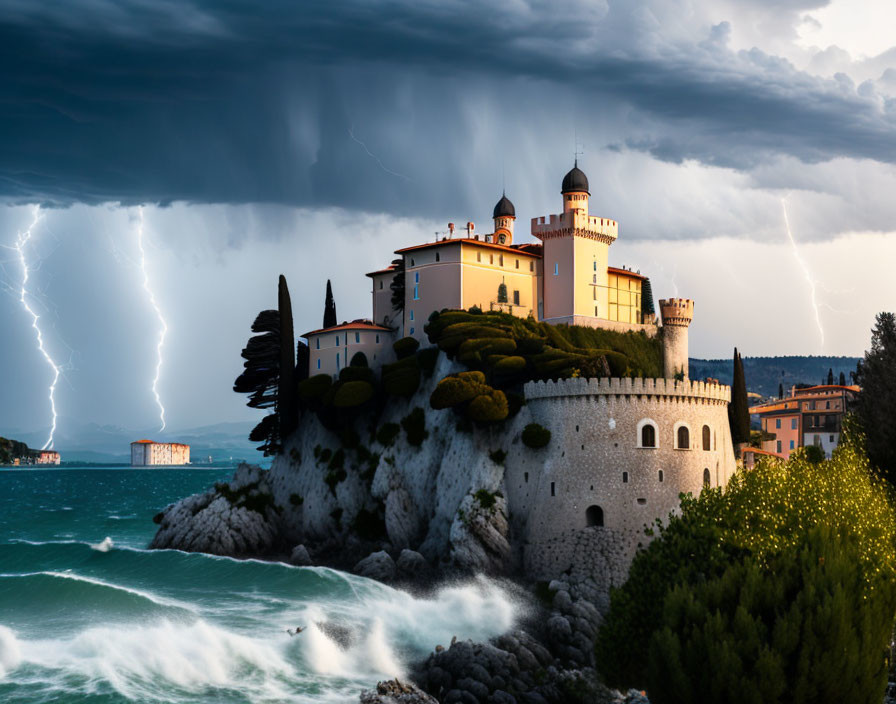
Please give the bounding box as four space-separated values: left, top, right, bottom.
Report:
659 298 694 379
492 193 515 245
531 163 618 324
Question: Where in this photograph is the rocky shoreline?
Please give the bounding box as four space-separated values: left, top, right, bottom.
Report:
150 463 650 704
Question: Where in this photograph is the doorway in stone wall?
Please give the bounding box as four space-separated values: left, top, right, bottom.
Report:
586 505 604 527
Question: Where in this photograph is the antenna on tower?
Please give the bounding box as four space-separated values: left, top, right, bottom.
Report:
574 140 585 167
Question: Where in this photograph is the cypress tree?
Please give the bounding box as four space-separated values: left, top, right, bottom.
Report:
295 340 309 382
839 371 846 386
827 367 834 385
641 277 656 318
728 348 750 447
278 275 298 440
778 382 784 399
389 258 405 313
234 309 281 455
323 279 337 329
854 312 896 484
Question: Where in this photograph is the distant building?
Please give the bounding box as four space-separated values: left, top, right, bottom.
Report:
32 450 61 465
130 440 190 466
749 385 859 460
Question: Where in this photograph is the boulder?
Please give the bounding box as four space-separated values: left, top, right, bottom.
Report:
360 679 438 704
289 544 312 566
354 550 396 583
396 549 428 579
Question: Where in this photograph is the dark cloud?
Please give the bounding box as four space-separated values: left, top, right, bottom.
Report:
1 0 896 222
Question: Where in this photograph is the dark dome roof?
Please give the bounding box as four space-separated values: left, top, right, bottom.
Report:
493 193 515 218
561 163 590 194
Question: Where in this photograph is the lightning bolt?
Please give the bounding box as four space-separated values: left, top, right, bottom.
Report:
13 206 61 450
782 198 824 349
135 206 168 432
348 125 410 181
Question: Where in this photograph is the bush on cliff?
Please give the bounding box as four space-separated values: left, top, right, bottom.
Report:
401 407 428 446
596 426 896 701
467 388 509 423
382 356 421 397
393 336 420 359
332 380 375 408
298 373 333 401
521 423 551 449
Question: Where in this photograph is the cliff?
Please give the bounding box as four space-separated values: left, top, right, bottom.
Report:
0 436 34 465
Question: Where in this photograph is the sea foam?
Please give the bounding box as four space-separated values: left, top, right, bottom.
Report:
0 625 22 679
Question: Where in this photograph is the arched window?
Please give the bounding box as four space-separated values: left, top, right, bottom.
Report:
702 425 711 451
677 426 690 449
641 424 656 448
658 470 664 482
586 505 604 527
703 468 711 487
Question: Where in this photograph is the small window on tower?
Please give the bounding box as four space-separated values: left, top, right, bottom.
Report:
513 290 520 305
436 252 440 262
355 332 360 343
593 261 597 271
530 261 534 272
409 310 414 321
515 259 519 269
490 254 494 264
554 262 559 276
379 281 383 290
498 234 506 244
415 272 419 283
477 252 481 262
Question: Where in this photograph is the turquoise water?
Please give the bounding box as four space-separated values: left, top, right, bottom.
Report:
0 468 518 703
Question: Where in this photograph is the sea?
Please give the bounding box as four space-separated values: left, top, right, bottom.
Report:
0 467 519 703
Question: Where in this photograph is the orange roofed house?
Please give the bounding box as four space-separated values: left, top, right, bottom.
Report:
304 162 668 379
749 385 859 460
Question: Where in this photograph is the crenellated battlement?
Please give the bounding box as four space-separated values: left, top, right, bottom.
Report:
531 210 618 243
524 376 731 403
659 298 694 327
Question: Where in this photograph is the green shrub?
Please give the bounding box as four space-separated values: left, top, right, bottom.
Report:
596 430 896 697
318 447 332 463
802 444 826 464
339 365 375 383
521 423 551 448
492 355 526 372
376 422 401 447
489 449 507 465
333 380 375 407
467 388 509 423
506 391 526 417
393 336 420 359
401 407 428 446
325 467 347 495
474 488 501 510
298 373 333 400
382 356 421 396
430 373 489 409
327 447 345 471
416 346 440 376
352 506 386 540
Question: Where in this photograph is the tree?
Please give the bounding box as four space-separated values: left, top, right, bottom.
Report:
728 348 750 447
389 258 405 314
296 341 309 382
642 277 656 318
323 279 337 329
854 312 896 484
827 367 834 385
234 308 281 455
597 433 896 698
778 382 784 399
839 371 847 386
278 275 298 440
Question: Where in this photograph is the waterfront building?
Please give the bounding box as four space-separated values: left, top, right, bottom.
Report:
130 440 191 466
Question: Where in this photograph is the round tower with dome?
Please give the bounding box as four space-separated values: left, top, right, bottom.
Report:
492 193 516 245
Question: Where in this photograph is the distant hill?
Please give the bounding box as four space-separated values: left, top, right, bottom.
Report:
690 356 861 399
0 436 32 464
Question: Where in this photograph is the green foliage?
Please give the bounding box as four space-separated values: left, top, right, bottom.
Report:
352 505 387 540
647 528 895 704
339 365 374 384
323 279 337 328
430 372 489 409
332 380 375 408
214 480 278 517
416 346 440 376
278 275 298 442
474 488 501 510
505 391 526 417
234 306 282 455
728 348 750 447
521 423 551 449
376 422 401 447
489 449 507 465
0 436 32 465
467 388 509 423
298 374 333 401
393 336 421 359
382 356 421 396
596 434 896 698
641 277 656 317
389 258 405 313
854 312 896 484
802 444 826 463
325 447 347 494
401 407 428 446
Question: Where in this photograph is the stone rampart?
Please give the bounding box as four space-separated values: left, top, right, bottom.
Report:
523 376 731 403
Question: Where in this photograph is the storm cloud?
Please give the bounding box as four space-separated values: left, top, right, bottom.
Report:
3 0 896 234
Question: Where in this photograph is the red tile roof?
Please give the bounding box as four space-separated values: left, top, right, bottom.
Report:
301 320 392 338
395 238 541 257
365 265 399 278
608 266 647 280
132 439 154 444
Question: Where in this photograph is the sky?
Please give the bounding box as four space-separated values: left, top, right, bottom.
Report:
1 0 895 441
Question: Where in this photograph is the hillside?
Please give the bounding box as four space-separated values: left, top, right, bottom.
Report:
690 355 861 398
0 436 33 464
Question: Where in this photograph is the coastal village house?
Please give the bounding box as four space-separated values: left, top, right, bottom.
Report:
130 440 191 466
303 163 660 377
749 384 859 460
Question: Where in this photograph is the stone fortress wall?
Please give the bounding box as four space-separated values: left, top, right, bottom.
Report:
506 375 736 586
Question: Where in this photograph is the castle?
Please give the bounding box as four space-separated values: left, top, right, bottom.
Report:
300 163 736 577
